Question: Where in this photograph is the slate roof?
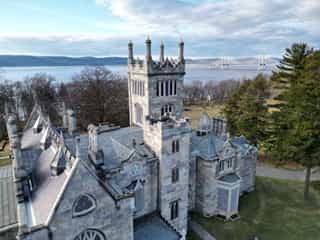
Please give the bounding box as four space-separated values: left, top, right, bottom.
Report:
191 133 224 160
230 136 249 146
134 214 181 240
218 173 240 183
0 165 18 232
30 146 69 225
97 127 155 170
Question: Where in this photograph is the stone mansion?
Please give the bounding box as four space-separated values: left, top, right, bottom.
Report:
4 39 257 240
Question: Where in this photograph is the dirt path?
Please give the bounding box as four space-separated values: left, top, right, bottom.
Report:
256 163 320 181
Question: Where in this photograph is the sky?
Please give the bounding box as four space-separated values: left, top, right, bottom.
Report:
0 0 319 58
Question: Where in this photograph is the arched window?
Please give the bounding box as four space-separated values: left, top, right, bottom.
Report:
72 194 96 218
74 229 105 240
161 104 174 116
134 103 143 124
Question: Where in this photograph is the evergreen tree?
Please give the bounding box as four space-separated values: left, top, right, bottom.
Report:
224 74 271 146
267 43 313 161
286 51 320 200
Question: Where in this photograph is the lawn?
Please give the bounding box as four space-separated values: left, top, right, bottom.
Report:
191 177 320 240
0 142 11 167
186 231 201 240
184 104 223 129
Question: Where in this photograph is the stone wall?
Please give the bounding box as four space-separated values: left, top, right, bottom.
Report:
48 162 134 240
195 158 218 217
144 119 191 238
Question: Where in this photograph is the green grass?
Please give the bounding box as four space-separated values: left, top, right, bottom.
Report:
186 231 201 240
191 177 320 240
184 104 223 129
0 142 11 167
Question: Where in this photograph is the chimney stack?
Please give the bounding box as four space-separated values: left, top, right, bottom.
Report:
178 39 184 63
160 41 164 63
145 36 152 63
128 40 133 64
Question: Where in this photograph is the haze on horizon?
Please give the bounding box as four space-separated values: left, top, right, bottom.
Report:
0 0 319 58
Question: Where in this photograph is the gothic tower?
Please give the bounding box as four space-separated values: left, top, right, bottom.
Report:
128 38 185 127
129 38 191 238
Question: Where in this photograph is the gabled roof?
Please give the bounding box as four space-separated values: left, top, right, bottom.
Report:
0 166 18 232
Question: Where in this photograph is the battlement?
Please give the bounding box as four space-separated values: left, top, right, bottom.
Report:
145 116 192 138
128 38 185 75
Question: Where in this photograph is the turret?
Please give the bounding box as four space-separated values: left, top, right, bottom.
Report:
145 37 152 63
160 41 164 63
128 40 134 64
178 39 184 63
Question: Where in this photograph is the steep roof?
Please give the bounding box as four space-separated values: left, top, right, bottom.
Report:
0 166 18 232
191 133 224 160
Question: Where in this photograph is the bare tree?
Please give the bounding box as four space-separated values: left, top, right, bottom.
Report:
69 67 129 129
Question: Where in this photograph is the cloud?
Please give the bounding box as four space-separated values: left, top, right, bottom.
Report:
0 0 319 57
96 0 320 46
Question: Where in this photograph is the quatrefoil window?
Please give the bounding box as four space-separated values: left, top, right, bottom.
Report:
72 194 96 218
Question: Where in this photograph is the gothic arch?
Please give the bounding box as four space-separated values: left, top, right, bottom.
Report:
74 229 105 240
134 103 143 124
72 194 97 218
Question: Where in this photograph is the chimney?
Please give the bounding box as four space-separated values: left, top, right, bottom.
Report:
128 40 134 64
67 109 77 135
178 39 184 63
145 36 152 63
160 41 164 63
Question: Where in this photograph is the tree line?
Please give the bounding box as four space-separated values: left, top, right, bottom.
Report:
224 43 320 200
184 79 240 105
0 67 129 137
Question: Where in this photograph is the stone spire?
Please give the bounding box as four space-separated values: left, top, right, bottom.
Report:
145 36 152 63
160 41 164 63
178 39 184 63
128 40 133 64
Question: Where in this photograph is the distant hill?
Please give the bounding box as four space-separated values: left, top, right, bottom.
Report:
0 55 128 67
0 55 280 67
186 57 280 66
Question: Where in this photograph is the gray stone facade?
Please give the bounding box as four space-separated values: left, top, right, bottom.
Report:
4 38 257 240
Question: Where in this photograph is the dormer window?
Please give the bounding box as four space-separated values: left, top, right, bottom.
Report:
72 194 97 218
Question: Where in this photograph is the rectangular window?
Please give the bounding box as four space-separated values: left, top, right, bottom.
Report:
218 160 224 172
170 80 173 95
174 80 177 95
172 140 180 153
227 158 232 168
141 81 144 96
165 81 169 96
172 167 179 183
170 200 179 220
161 81 164 96
156 81 159 96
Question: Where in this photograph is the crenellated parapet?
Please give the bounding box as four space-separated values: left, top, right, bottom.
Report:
128 38 185 76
